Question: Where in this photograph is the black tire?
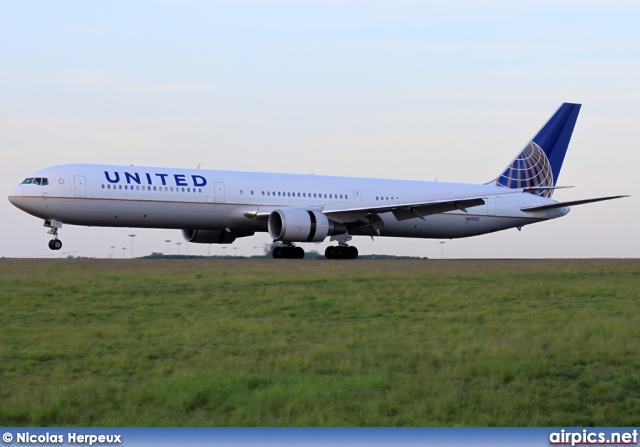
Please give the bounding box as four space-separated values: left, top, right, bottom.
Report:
272 246 282 258
48 239 56 250
347 246 358 259
50 239 62 251
334 246 345 259
325 246 335 259
294 247 305 259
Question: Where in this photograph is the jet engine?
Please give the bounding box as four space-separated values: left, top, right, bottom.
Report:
268 209 345 242
181 229 254 244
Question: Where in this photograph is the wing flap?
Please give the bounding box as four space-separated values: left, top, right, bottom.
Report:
392 198 486 222
323 189 522 223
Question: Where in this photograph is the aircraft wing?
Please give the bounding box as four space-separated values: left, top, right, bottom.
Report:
520 195 629 212
322 189 521 223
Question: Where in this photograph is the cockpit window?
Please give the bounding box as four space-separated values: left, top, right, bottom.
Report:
20 177 48 186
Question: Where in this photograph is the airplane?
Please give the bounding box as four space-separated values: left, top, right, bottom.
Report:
7 103 627 259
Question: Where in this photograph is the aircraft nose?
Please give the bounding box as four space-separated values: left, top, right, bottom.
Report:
8 185 24 208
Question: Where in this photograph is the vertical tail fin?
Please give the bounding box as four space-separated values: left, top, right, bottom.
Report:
494 103 581 197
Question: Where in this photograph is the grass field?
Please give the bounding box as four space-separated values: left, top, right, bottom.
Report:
1 258 639 426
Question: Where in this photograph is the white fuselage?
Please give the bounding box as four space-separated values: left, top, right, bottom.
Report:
8 163 568 241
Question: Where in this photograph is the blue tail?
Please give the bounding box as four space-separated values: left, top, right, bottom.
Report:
494 103 581 197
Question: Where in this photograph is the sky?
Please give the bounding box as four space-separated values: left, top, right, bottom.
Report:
1 1 638 259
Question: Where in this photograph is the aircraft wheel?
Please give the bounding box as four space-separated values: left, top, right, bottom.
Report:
294 247 305 259
325 246 335 259
272 247 282 258
347 246 358 259
334 246 345 259
49 239 62 250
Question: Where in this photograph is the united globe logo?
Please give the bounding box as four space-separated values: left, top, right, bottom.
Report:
495 141 554 197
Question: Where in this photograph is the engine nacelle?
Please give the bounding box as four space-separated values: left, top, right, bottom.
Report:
268 209 345 242
182 229 253 244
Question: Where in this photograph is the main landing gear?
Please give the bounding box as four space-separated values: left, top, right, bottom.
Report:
45 219 63 251
325 244 359 260
272 244 305 259
324 234 359 260
271 237 360 260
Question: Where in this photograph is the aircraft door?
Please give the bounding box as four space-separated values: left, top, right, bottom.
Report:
214 181 226 203
485 197 501 216
74 176 86 198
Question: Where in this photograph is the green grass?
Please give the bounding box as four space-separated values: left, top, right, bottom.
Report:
1 258 639 426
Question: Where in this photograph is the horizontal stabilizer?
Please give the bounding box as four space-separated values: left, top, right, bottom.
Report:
522 185 573 193
521 195 629 212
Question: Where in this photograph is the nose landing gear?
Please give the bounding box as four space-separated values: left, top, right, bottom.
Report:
48 238 62 250
45 219 63 251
